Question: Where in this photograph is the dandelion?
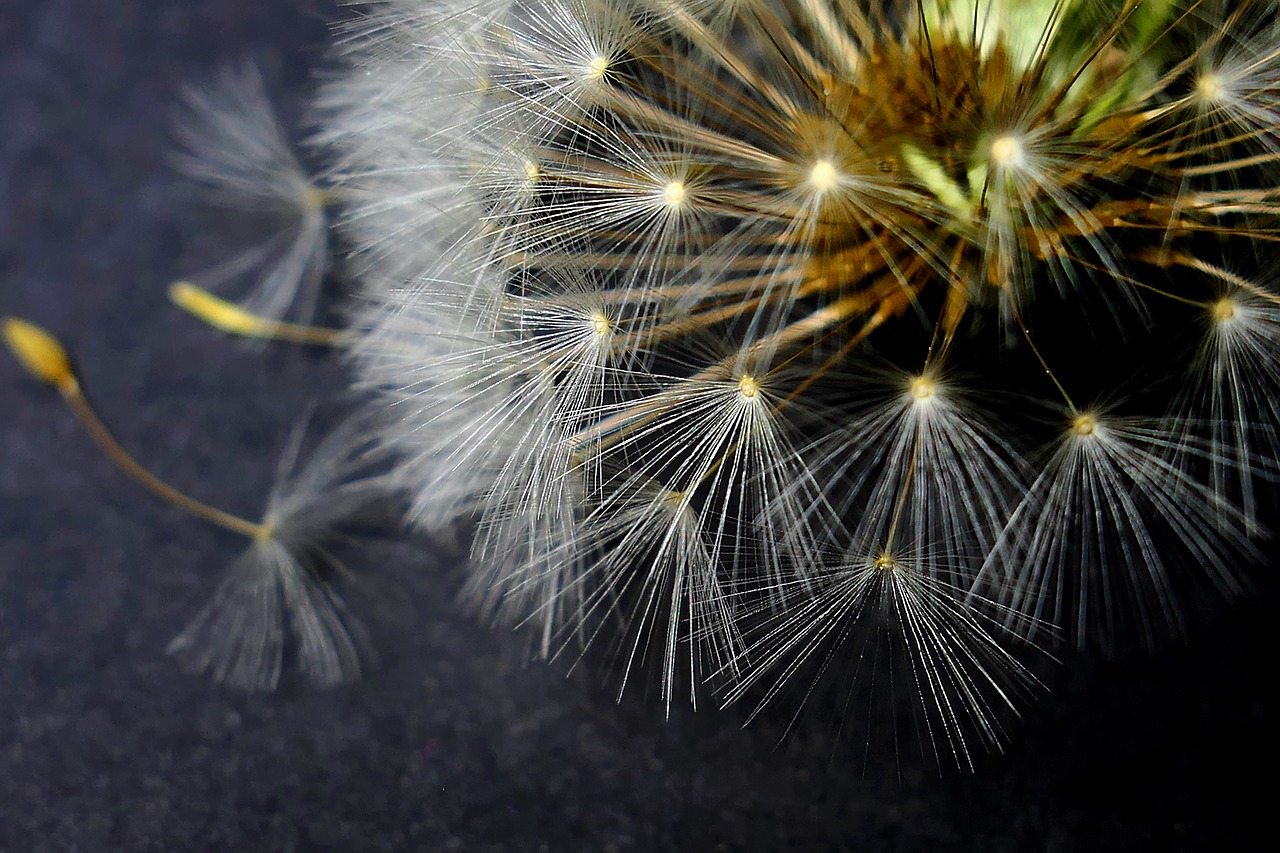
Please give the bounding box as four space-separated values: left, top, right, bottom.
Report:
3 319 384 690
318 0 1276 751
12 0 1280 760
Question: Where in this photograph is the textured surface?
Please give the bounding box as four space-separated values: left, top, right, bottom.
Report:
0 2 1271 850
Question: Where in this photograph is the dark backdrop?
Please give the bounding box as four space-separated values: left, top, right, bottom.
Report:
0 2 1270 850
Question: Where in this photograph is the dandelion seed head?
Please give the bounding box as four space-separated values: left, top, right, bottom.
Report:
12 0 1271 770
276 0 1280 752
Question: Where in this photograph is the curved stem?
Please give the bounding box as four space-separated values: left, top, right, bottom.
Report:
58 375 266 540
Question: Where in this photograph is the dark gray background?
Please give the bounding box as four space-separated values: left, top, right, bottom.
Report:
0 2 1270 850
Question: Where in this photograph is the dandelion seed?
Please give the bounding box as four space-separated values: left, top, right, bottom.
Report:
726 547 1041 768
173 61 330 326
566 472 743 714
983 411 1256 648
5 319 385 689
168 417 388 690
1167 263 1280 536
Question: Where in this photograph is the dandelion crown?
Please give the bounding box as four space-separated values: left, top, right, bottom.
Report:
7 0 1279 763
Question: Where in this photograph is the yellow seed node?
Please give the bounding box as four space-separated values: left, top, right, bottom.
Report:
738 374 760 399
909 376 935 401
1072 413 1098 437
524 160 540 183
809 159 839 192
590 311 611 336
585 54 609 81
663 180 686 206
3 317 74 388
989 135 1023 167
1197 73 1224 103
169 282 265 337
302 186 327 211
1213 298 1237 322
873 554 898 572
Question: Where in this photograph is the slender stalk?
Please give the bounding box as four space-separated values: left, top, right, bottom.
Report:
4 317 267 540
